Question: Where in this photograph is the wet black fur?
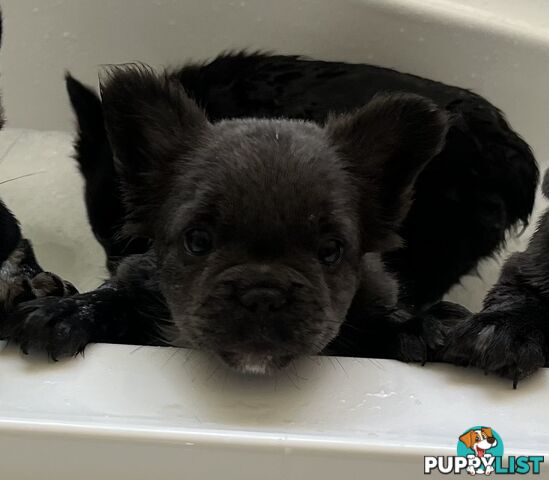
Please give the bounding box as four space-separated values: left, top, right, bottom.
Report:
66 53 537 307
2 53 540 375
4 64 459 372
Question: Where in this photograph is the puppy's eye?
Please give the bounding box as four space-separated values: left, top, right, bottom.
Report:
318 239 343 265
184 228 213 255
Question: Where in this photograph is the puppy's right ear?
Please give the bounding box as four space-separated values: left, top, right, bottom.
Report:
100 64 210 237
326 93 448 252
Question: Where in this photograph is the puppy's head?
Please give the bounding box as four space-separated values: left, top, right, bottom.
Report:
100 65 447 374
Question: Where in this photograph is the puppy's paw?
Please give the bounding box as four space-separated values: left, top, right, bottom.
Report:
419 301 472 351
2 271 78 312
0 239 78 310
397 301 471 364
442 309 546 386
29 272 78 298
3 296 93 359
397 327 428 363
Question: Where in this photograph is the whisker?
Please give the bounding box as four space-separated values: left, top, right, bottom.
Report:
129 345 147 355
0 171 45 186
368 358 385 370
163 347 183 367
206 362 222 383
183 349 195 369
285 369 301 390
290 360 308 381
335 357 349 377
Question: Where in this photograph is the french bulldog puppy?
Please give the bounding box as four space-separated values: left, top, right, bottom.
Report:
443 170 549 387
3 66 453 373
65 53 538 309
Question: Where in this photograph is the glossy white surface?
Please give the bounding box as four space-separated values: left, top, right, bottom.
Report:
0 343 548 480
0 0 548 478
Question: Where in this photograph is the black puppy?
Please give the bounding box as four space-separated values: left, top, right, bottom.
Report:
3 66 458 373
66 53 538 308
0 12 76 325
443 171 549 386
3 54 538 374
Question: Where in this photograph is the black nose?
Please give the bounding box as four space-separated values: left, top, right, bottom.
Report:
239 287 287 312
487 437 496 445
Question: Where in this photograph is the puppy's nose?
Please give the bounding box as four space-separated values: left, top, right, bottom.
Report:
487 437 496 445
239 287 287 312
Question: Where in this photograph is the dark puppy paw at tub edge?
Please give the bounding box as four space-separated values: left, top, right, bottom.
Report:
395 301 472 365
1 295 93 360
441 309 546 388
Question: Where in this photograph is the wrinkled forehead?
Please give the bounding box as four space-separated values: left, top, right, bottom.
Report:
171 120 358 240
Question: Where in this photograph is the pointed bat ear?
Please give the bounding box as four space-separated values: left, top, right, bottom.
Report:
99 64 211 237
326 93 448 252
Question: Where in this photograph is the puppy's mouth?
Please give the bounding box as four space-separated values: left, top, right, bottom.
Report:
218 350 294 375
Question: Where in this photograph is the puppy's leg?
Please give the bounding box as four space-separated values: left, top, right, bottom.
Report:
333 255 471 362
2 285 168 358
401 301 473 363
443 305 546 387
439 174 549 385
333 301 471 363
1 252 171 358
443 250 549 386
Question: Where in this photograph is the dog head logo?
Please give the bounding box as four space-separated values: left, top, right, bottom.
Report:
459 427 498 458
457 426 504 475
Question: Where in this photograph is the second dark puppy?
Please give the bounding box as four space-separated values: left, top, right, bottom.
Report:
3 66 453 373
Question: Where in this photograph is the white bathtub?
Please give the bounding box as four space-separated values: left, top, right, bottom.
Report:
1 1 549 478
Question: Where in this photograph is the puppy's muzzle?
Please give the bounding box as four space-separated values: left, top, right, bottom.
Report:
238 286 287 313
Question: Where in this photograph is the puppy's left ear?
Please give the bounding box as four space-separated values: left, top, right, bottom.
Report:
100 64 210 237
326 93 448 252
